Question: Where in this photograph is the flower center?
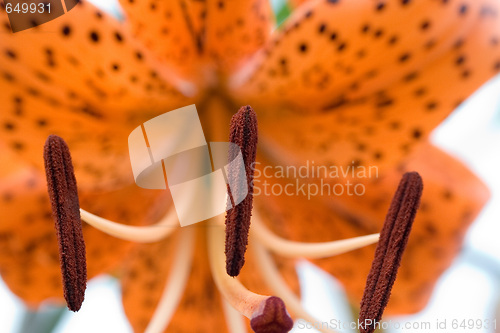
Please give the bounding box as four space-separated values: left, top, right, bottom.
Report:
197 87 239 141
41 105 420 332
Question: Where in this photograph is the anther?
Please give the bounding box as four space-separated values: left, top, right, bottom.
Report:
250 296 294 333
359 172 423 333
225 105 258 277
44 135 87 312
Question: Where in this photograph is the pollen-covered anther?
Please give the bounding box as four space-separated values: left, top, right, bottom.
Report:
43 134 87 312
250 296 294 333
225 105 258 277
359 171 423 333
208 222 294 333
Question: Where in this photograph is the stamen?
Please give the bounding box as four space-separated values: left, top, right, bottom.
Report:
250 296 294 333
43 135 87 312
252 240 339 333
225 105 258 277
208 222 293 333
359 172 423 333
252 210 380 258
144 228 194 333
222 298 248 333
80 208 178 243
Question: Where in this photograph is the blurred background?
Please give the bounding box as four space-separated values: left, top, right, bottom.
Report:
1 0 500 332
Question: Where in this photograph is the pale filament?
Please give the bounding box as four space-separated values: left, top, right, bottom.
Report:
145 227 195 333
79 208 178 243
222 297 248 333
251 210 379 258
252 239 340 333
207 219 269 319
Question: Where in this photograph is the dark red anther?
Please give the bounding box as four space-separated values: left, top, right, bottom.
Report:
44 135 87 312
225 105 258 277
359 171 423 333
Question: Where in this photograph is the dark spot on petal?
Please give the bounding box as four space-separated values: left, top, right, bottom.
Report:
424 39 436 50
459 4 468 15
89 31 100 42
414 87 426 97
62 25 71 36
420 20 431 30
399 53 411 62
114 32 123 42
426 101 438 111
5 49 16 59
3 122 15 131
403 72 418 82
12 141 24 150
389 121 400 130
455 55 466 65
37 119 48 127
375 2 386 11
412 128 422 139
388 35 398 45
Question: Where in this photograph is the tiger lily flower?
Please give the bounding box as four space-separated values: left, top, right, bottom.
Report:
0 0 497 332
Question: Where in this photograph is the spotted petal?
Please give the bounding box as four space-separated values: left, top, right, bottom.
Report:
118 0 203 81
231 0 500 115
0 1 195 188
253 0 500 174
288 0 309 9
0 145 170 307
119 0 275 79
202 0 275 73
121 229 229 333
256 143 489 314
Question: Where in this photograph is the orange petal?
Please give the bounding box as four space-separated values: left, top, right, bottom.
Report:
121 228 228 333
288 0 309 9
118 0 204 81
255 87 454 180
203 0 275 74
239 242 300 308
231 0 500 113
0 147 170 307
255 143 489 314
0 86 131 189
120 232 180 332
121 226 298 332
0 2 196 189
0 2 194 117
119 0 274 79
254 1 500 175
0 149 64 306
